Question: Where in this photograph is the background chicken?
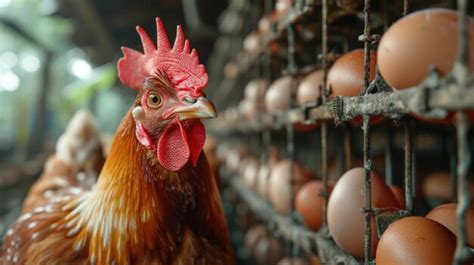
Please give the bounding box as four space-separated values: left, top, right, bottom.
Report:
21 109 105 213
1 18 232 265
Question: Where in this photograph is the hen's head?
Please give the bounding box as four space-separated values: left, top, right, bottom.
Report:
117 18 216 172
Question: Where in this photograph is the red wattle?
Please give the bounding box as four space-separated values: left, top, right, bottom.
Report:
156 119 206 171
187 120 206 166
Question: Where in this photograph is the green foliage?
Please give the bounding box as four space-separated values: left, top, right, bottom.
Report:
65 64 116 105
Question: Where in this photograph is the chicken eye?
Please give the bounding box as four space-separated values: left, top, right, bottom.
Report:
146 93 162 109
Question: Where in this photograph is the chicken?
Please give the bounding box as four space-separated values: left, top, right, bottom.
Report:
22 109 105 213
1 18 233 265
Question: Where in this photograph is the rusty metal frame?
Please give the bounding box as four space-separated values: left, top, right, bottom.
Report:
214 0 474 264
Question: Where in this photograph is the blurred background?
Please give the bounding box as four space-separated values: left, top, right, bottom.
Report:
0 0 233 162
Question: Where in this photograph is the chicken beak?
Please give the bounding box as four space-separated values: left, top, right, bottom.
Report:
171 97 217 120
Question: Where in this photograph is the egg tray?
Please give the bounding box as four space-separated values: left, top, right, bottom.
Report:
210 68 474 134
212 0 473 264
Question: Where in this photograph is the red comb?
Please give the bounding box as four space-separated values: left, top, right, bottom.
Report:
117 18 208 96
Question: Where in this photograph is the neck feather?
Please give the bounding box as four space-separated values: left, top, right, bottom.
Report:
68 110 182 264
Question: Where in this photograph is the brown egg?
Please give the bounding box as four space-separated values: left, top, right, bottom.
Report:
389 185 405 210
426 203 474 247
297 69 324 106
226 146 247 172
224 62 239 79
378 8 474 90
242 159 260 189
265 76 295 114
223 107 240 124
257 148 282 201
327 167 400 258
376 217 456 265
245 224 268 253
243 31 261 54
239 100 259 120
295 70 323 131
269 160 314 214
245 79 269 103
309 255 322 265
258 0 292 33
257 163 272 200
254 236 285 265
258 14 273 33
423 172 474 204
295 180 331 231
277 257 308 265
327 49 376 98
238 157 253 175
423 171 453 201
275 0 293 13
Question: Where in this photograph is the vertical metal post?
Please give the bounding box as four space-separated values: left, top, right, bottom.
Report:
321 117 328 223
403 0 409 16
261 129 271 161
384 125 394 185
454 0 471 264
286 122 296 259
404 117 414 213
456 0 468 67
454 112 471 265
362 117 372 264
320 0 329 227
448 134 458 202
287 24 297 73
361 0 373 263
263 129 272 202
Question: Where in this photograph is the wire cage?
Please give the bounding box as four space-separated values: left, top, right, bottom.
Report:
210 0 473 264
